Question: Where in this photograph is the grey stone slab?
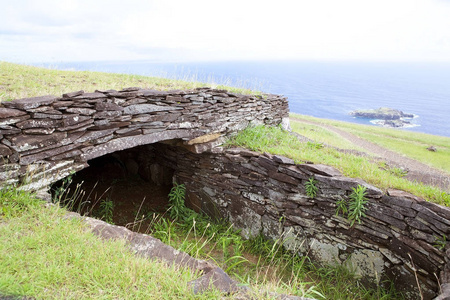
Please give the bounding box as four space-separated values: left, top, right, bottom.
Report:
88 122 130 131
123 98 147 106
76 129 116 143
0 115 30 126
49 149 82 161
2 95 59 110
123 104 183 114
188 267 240 295
420 201 450 220
80 129 197 161
315 174 383 198
0 107 27 118
273 155 295 165
412 203 450 226
118 91 143 98
73 92 107 99
23 128 55 135
298 164 342 177
120 87 141 92
226 148 260 157
61 120 94 132
15 118 61 129
63 90 84 98
93 111 122 119
32 112 63 119
95 102 124 111
278 165 309 180
0 144 12 156
61 115 91 127
20 144 80 165
8 132 66 152
69 102 93 108
0 126 21 135
66 107 97 115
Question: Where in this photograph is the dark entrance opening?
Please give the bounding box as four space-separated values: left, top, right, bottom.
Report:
50 143 176 232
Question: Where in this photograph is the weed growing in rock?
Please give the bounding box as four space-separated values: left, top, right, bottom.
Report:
335 197 348 217
348 185 368 226
305 177 318 199
335 185 368 226
434 234 447 251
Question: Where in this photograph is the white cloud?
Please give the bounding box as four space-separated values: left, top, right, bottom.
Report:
1 0 450 62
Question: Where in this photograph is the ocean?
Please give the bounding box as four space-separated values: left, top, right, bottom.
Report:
38 60 450 137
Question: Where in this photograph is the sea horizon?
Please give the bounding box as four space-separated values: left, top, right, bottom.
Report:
33 60 450 138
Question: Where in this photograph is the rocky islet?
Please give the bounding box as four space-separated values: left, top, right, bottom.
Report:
350 107 416 128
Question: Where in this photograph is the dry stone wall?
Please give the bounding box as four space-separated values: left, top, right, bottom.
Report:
0 87 288 191
153 144 450 300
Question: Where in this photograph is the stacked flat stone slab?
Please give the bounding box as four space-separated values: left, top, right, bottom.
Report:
150 144 450 300
0 87 288 191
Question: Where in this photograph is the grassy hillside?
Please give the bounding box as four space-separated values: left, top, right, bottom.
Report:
0 61 254 102
291 113 450 174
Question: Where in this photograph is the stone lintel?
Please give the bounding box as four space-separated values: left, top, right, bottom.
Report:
184 132 222 145
80 129 197 161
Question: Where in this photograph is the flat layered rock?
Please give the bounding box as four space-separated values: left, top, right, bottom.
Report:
299 164 342 177
2 95 59 110
123 104 183 114
0 107 27 118
73 92 107 99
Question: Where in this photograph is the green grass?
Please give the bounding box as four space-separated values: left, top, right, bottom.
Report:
0 188 226 300
0 61 255 102
226 125 449 206
349 130 450 173
290 113 450 174
290 121 368 152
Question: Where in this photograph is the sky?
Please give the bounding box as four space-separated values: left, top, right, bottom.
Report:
1 0 450 63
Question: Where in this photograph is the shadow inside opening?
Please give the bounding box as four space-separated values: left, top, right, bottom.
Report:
50 144 175 232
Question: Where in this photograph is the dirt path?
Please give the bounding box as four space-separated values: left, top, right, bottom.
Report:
290 117 450 192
